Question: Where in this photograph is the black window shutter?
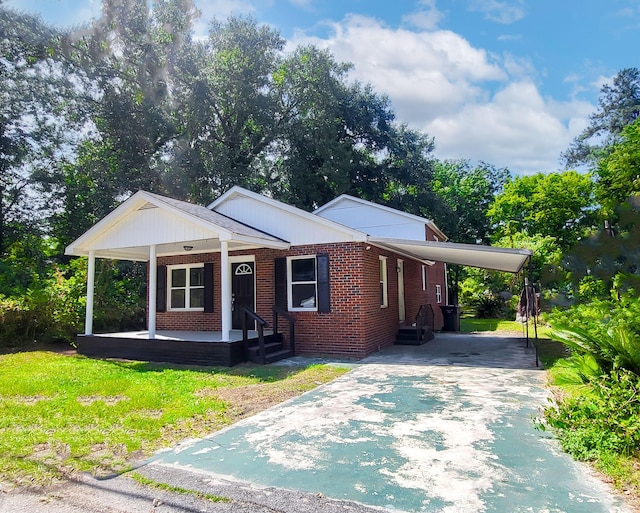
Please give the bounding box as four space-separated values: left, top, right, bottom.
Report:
274 257 287 309
204 262 214 313
317 253 330 313
156 265 167 312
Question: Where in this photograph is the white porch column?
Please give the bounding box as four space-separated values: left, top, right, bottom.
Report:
84 250 95 336
220 240 232 342
148 244 157 339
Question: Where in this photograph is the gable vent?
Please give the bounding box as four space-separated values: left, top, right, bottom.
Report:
138 202 158 210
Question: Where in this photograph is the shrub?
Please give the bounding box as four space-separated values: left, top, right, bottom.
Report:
544 370 640 460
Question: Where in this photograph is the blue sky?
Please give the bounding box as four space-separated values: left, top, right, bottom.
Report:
9 0 640 174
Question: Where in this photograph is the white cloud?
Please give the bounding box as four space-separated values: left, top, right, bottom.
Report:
402 0 444 30
468 0 526 24
289 14 593 174
425 82 594 173
293 14 505 121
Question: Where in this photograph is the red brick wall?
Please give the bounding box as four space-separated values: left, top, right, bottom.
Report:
151 241 447 358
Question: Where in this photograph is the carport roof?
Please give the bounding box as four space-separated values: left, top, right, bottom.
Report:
369 237 532 273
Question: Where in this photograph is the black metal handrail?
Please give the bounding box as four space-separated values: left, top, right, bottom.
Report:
272 305 296 356
242 307 269 364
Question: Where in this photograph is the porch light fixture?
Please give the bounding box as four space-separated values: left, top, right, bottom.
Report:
183 245 194 251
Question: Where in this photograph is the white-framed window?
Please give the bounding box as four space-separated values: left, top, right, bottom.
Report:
379 256 388 308
288 256 317 311
422 265 427 291
435 284 442 304
168 264 205 310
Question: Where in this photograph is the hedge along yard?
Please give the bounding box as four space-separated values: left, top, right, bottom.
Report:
0 350 348 487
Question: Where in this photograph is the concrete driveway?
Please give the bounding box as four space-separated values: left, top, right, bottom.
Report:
146 333 631 513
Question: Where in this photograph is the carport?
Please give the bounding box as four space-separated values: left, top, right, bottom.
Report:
370 237 539 362
369 237 532 274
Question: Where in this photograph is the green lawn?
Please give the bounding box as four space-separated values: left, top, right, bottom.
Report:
459 316 566 368
0 351 348 486
460 316 551 336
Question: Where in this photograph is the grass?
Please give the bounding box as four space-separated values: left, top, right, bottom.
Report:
130 472 230 502
460 316 552 337
460 316 566 369
0 350 348 487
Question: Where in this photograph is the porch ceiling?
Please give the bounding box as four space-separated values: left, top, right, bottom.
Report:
369 237 532 273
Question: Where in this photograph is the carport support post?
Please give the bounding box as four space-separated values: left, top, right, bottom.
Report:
148 244 157 339
84 250 95 336
221 240 231 342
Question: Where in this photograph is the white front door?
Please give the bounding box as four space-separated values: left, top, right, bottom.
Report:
397 259 405 323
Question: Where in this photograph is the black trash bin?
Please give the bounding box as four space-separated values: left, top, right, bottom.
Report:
440 305 461 332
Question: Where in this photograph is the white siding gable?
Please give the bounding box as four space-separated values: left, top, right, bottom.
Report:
315 197 427 240
213 192 365 245
88 205 220 251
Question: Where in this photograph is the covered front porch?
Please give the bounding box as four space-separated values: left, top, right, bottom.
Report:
65 191 291 365
77 329 277 367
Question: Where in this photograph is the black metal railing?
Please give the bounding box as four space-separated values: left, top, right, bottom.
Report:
272 305 296 356
242 307 269 364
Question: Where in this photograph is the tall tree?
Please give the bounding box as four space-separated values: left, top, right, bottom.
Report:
0 4 74 253
429 160 510 303
595 118 640 217
178 16 289 202
431 160 509 244
488 171 597 250
53 0 199 240
563 68 640 169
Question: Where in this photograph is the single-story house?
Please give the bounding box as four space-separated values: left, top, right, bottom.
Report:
65 186 532 366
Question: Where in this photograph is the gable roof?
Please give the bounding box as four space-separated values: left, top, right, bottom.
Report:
209 186 368 244
65 190 289 261
144 191 287 243
314 194 448 241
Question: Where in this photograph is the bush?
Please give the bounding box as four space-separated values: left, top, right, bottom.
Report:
0 265 85 348
544 370 640 460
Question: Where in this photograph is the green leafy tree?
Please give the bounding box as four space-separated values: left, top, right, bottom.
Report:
53 0 199 237
429 160 510 304
548 199 640 299
595 119 640 216
180 16 296 202
488 171 597 250
562 68 640 169
0 3 80 253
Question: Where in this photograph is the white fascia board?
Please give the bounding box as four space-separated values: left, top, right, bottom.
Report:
209 186 368 242
315 194 448 241
65 191 234 256
228 233 290 249
65 191 150 256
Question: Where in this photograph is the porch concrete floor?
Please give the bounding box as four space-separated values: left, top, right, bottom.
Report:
94 329 273 342
143 333 631 513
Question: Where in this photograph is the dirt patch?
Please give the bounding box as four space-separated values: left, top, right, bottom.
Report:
77 395 129 406
215 382 303 421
